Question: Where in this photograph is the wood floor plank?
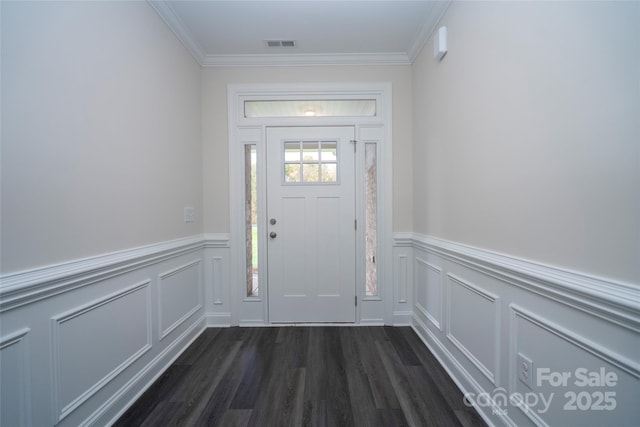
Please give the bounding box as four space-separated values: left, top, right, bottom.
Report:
139 401 182 427
115 326 486 427
113 364 190 426
397 327 487 426
339 328 382 426
228 327 279 410
218 409 252 427
354 327 404 411
167 339 244 426
382 326 422 366
375 338 429 426
174 328 223 366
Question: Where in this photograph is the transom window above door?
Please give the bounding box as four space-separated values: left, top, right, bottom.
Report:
283 140 338 184
245 99 376 118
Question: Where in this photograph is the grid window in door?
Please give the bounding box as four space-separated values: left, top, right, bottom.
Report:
283 140 338 184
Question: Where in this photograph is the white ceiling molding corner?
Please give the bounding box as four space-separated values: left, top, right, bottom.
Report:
148 0 206 66
407 0 452 63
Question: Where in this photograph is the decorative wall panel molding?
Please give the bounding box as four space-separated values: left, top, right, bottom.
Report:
50 281 152 423
0 328 31 427
446 273 500 385
212 257 224 305
405 232 640 427
203 233 231 248
396 254 408 304
414 257 443 331
0 235 204 312
410 234 639 332
85 317 205 427
510 304 640 426
0 235 207 425
511 305 640 380
158 259 202 340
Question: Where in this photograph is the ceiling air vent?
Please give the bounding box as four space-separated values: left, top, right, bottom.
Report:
266 40 296 48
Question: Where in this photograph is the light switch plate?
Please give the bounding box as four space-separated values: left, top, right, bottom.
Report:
184 207 195 223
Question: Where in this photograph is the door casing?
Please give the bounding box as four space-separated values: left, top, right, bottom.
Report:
227 83 392 325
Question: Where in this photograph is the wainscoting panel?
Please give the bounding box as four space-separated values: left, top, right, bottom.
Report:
446 273 499 385
392 242 413 325
50 281 152 423
0 328 31 427
158 259 202 340
0 236 207 427
414 257 443 331
510 305 640 427
403 233 640 427
203 235 232 326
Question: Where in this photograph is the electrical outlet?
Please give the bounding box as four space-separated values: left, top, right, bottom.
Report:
184 207 195 223
517 353 533 389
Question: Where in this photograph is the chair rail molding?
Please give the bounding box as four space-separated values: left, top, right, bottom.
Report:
0 235 206 313
0 235 209 426
403 231 640 427
407 233 639 331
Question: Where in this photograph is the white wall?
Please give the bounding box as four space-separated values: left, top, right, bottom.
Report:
1 3 208 426
1 1 203 274
408 2 640 425
412 1 640 284
201 65 413 234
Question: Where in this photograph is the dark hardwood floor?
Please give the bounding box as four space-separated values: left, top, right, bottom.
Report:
114 326 487 427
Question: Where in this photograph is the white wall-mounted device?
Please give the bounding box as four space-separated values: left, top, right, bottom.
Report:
433 26 447 60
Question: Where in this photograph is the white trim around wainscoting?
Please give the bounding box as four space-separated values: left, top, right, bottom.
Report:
0 235 206 313
397 232 640 427
404 233 640 332
0 234 231 314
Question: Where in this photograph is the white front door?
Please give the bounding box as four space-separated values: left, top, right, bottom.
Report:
266 126 356 323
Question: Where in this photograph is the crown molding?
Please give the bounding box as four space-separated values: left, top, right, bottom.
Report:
200 52 411 67
148 0 206 64
149 0 439 67
407 0 452 62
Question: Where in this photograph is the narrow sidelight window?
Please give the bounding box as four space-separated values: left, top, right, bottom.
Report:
245 145 258 297
365 143 378 296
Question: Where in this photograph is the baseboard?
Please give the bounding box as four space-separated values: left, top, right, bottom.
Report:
392 310 413 326
0 235 210 426
412 315 508 427
89 316 207 427
206 312 232 327
404 233 640 426
359 318 385 326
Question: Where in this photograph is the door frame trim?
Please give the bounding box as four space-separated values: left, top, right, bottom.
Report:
227 83 393 325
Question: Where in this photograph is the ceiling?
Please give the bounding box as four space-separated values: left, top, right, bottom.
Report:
149 0 451 67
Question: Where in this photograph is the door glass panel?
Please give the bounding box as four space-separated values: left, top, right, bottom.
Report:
320 142 337 161
282 139 338 184
284 142 301 161
365 143 377 297
303 163 319 182
284 163 301 182
302 142 320 161
245 145 258 297
321 164 337 182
